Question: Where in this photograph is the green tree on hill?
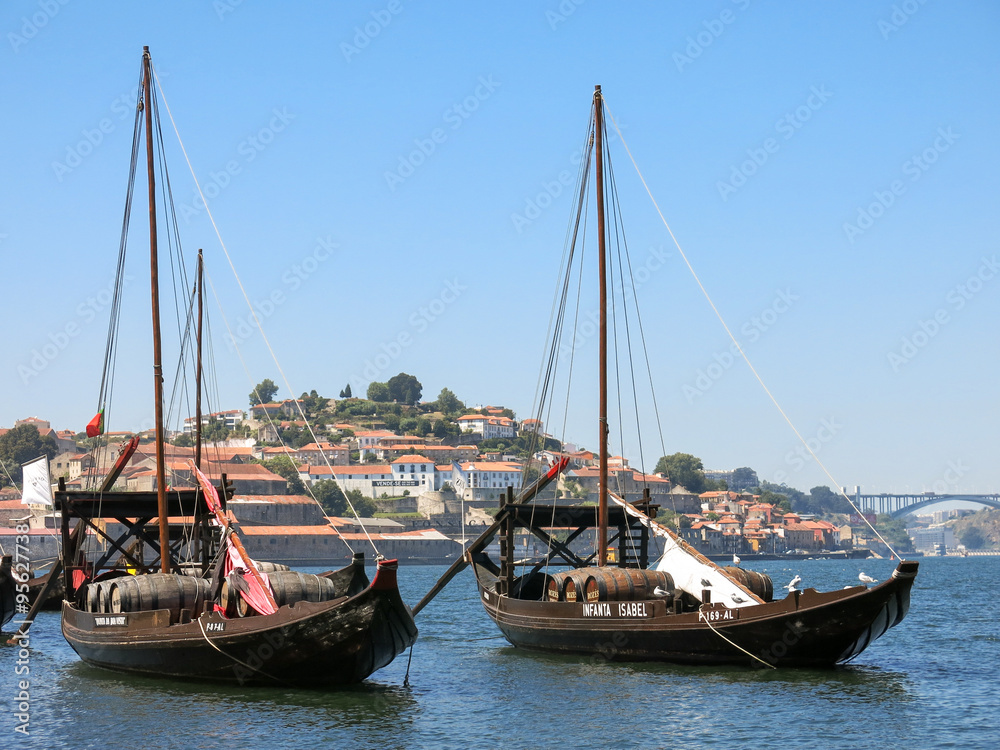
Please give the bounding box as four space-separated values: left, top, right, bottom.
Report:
387 373 422 404
435 387 464 415
367 382 390 402
0 424 58 485
249 378 279 406
653 453 708 493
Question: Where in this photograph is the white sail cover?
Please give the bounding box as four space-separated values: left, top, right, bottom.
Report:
21 455 54 506
608 493 762 608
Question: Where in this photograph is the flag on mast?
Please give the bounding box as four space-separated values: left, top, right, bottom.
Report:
86 409 105 438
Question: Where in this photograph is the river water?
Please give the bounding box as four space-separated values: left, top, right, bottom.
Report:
2 556 997 749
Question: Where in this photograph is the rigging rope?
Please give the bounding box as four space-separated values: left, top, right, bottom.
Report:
151 64 376 554
602 102 900 559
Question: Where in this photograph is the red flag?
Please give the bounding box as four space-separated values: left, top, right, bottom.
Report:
86 409 104 438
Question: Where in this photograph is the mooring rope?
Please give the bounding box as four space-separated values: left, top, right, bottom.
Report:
701 615 776 669
603 101 900 560
196 615 294 687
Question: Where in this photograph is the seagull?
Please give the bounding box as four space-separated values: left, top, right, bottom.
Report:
733 554 741 566
700 578 712 588
731 593 747 604
859 572 877 584
653 586 671 598
784 574 802 592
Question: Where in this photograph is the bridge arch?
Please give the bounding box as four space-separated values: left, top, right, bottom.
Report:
888 495 1000 519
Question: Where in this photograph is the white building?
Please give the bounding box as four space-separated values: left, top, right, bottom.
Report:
451 461 522 502
455 415 516 440
183 409 244 434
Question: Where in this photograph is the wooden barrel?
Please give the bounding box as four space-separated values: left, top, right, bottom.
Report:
721 566 773 602
267 571 337 607
546 576 560 601
85 582 99 613
111 574 211 619
587 568 673 601
545 571 573 602
220 579 250 617
97 581 112 613
254 561 291 574
566 570 600 603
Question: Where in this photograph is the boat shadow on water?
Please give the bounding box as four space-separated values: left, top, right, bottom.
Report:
493 642 914 702
60 658 420 717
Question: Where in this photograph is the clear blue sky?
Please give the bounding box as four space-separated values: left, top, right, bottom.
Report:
1 1 997 495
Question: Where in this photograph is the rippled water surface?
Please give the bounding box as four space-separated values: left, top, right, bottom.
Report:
2 557 997 749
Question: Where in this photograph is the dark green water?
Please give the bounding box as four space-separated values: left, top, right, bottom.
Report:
2 556 997 749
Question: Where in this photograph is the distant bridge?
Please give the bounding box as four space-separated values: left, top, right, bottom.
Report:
853 492 1000 519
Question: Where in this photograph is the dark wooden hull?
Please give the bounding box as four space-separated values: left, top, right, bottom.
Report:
473 559 918 668
62 559 417 686
0 557 15 628
28 570 65 611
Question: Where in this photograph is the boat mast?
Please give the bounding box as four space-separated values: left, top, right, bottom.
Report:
594 85 609 567
143 46 171 574
195 249 204 469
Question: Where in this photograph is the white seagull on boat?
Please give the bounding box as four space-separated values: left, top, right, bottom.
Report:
859 572 877 584
784 574 802 592
732 554 741 566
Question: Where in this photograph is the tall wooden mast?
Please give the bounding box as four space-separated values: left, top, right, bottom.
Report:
195 249 204 469
143 46 171 574
594 85 609 567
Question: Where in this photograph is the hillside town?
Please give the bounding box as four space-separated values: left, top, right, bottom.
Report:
0 380 985 563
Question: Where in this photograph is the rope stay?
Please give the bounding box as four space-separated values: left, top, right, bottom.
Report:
151 62 377 555
602 100 900 558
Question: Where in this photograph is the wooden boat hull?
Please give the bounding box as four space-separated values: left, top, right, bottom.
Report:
28 570 65 611
473 560 917 668
62 560 417 686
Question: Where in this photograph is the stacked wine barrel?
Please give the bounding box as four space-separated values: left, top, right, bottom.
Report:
107 574 213 621
546 568 675 603
220 570 338 617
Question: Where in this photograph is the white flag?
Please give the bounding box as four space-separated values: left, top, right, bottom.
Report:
21 455 54 506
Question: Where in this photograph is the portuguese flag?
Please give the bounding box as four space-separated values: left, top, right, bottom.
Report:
86 409 105 438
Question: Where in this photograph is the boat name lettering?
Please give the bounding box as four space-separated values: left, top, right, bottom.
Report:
618 601 648 618
94 616 127 627
698 608 736 623
206 622 225 632
581 602 650 617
